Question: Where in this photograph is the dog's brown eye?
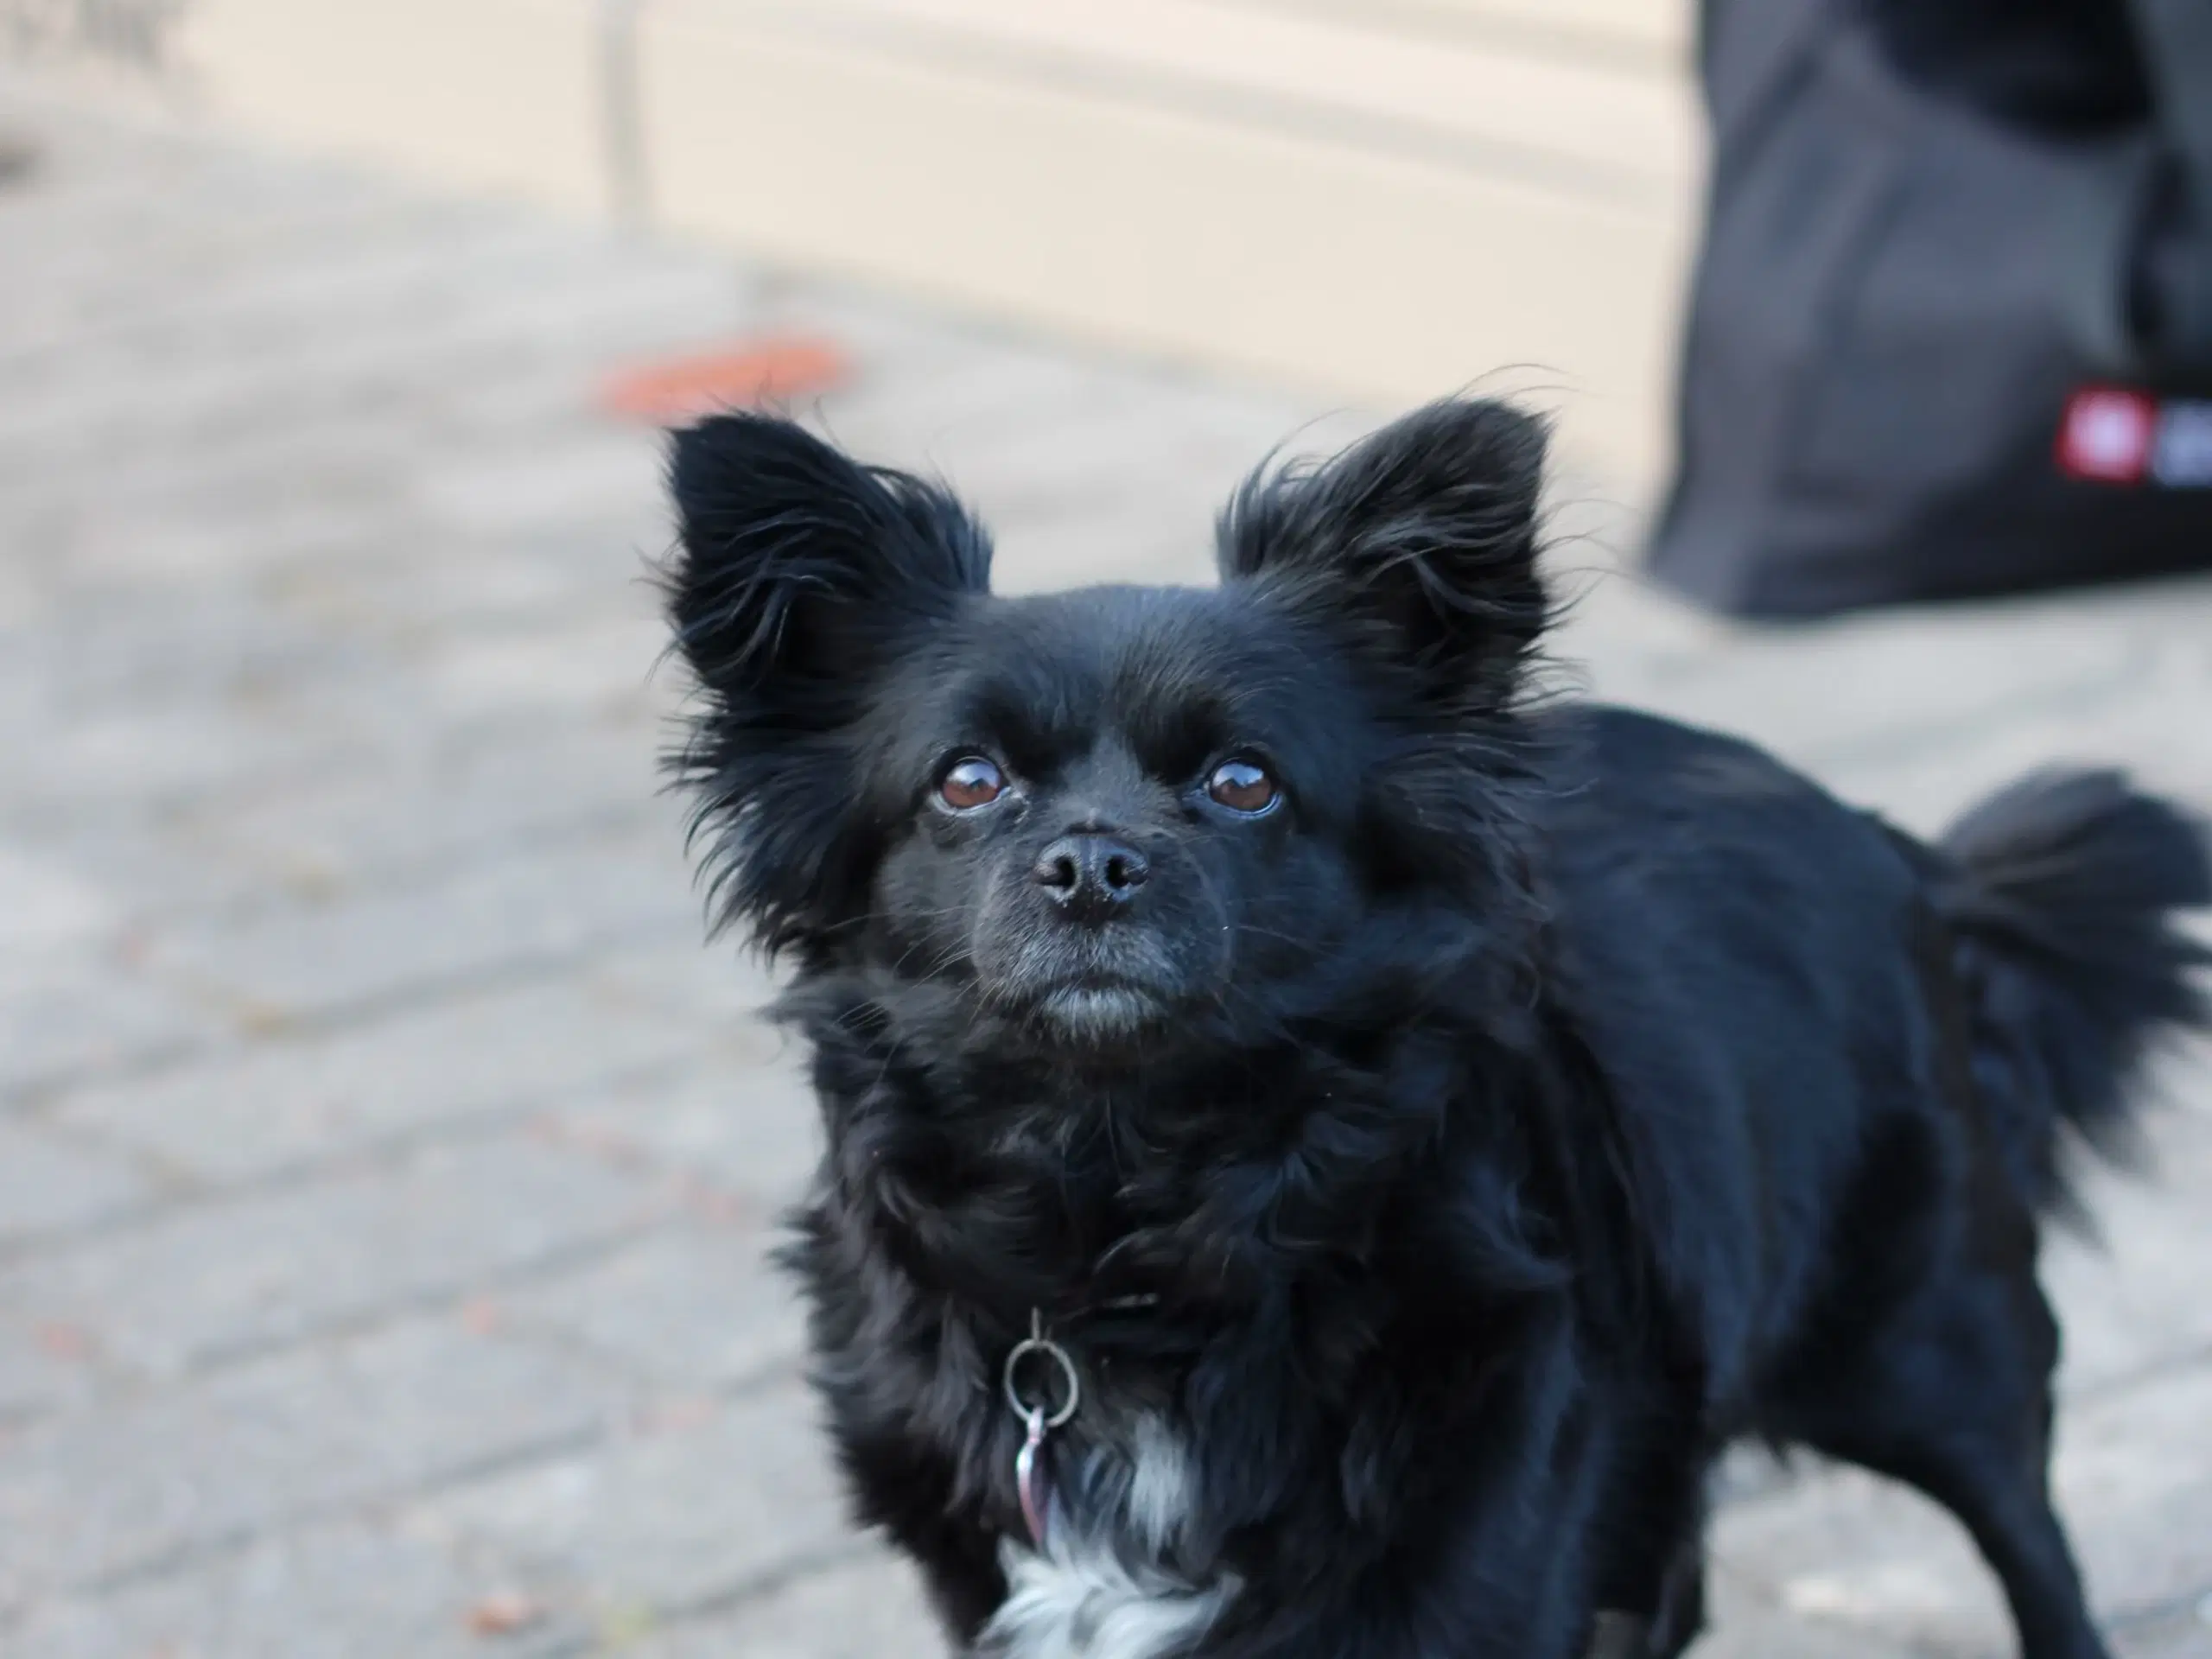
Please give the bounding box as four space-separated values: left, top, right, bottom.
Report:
938 756 1005 810
1206 758 1278 815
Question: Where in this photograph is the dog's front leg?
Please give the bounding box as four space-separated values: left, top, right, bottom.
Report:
1233 1395 1628 1659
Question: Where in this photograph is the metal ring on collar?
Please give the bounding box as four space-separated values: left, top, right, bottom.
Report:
1002 1331 1080 1428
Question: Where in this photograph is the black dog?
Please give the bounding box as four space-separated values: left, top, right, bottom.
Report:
662 398 2209 1659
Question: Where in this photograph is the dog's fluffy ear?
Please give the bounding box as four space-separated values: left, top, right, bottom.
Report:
663 414 991 956
1217 398 1548 709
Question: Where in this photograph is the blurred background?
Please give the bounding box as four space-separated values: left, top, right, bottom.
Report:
1 2 2209 1656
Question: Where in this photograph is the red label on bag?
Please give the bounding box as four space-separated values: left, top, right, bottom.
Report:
2056 386 2158 483
2056 386 2212 486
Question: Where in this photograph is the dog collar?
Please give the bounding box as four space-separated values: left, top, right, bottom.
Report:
997 1291 1160 1545
1002 1309 1081 1546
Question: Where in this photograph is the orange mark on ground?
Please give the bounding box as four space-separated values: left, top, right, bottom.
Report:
598 335 850 423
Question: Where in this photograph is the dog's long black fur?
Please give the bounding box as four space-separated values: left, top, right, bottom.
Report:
662 398 2210 1659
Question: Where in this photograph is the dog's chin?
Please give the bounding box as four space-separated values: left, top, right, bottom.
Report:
1024 977 1176 1049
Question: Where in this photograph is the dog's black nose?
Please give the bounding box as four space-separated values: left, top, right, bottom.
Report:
1033 834 1149 918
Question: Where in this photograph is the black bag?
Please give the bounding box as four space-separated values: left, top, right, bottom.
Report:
1647 0 2212 616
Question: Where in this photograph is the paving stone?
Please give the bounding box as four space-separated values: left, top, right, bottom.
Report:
408 1375 847 1634
0 596 359 777
625 1550 936 1659
0 1319 111 1426
0 1135 659 1375
143 836 699 1020
0 1119 155 1246
0 842 118 961
416 611 671 727
505 1225 804 1392
2115 1599 2212 1659
34 517 423 650
55 977 711 1184
172 721 668 896
1810 639 2212 841
0 583 344 726
2060 1364 2212 1621
46 480 411 593
1711 1459 2014 1655
0 555 40 631
8 277 717 493
2046 1084 2212 1397
8 1517 503 1659
0 805 266 923
3 699 337 820
257 528 615 643
588 938 781 1027
0 1316 610 1611
1693 1563 1926 1659
1612 604 2155 785
0 948 217 1103
545 1052 823 1212
1711 1362 2212 1655
406 429 671 542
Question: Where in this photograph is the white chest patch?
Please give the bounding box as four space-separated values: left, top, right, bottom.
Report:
980 1414 1237 1659
986 1542 1235 1659
1122 1412 1190 1554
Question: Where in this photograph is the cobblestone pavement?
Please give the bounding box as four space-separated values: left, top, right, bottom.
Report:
3 73 2211 1659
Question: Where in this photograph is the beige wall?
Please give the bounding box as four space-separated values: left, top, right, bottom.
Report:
151 0 1700 496
173 0 608 216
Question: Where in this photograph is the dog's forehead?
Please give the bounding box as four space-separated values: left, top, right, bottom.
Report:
946 584 1316 737
863 582 1361 786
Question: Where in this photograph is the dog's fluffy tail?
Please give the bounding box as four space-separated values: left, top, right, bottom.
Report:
1933 769 2211 1210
